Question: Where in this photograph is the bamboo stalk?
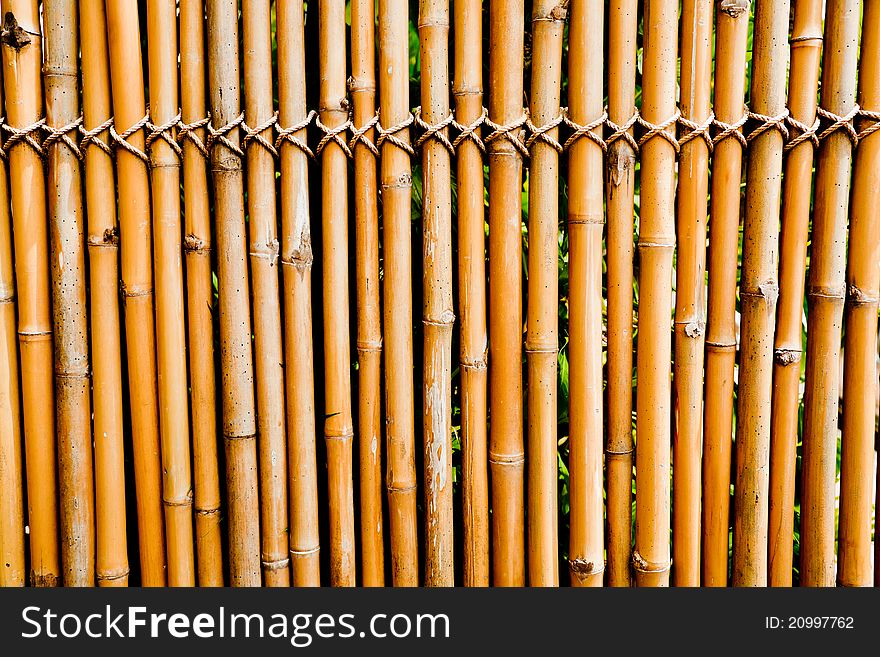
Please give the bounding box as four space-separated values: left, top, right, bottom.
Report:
180 0 224 586
319 0 356 587
566 0 604 589
0 1 60 587
243 0 291 588
351 0 385 587
206 0 261 587
277 0 321 586
0 59 24 588
453 0 488 588
767 0 823 587
526 0 563 588
487 0 525 588
604 0 638 588
799 0 859 588
419 0 454 587
732 0 789 587
838 0 880 589
633 0 677 588
672 0 712 588
378 0 419 586
147 0 195 588
80 0 128 588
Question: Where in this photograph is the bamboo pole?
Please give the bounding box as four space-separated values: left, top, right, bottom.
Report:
276 0 321 586
526 0 563 588
243 0 291 588
351 0 385 587
80 0 128 588
206 0 261 587
604 0 638 588
419 0 454 587
838 0 880 589
0 60 24 588
105 0 167 586
453 0 488 588
147 0 195 588
0 1 60 587
633 0 677 588
566 0 604 589
378 0 419 586
672 0 712 588
767 0 823 587
180 0 224 586
799 0 859 588
319 0 356 587
487 0 525 588
732 0 789 587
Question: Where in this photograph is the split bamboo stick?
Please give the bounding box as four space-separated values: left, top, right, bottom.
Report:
277 0 321 586
378 0 419 586
105 0 167 586
838 0 880 589
453 0 488 588
634 0 678 588
526 0 564 588
702 0 749 587
800 0 859 588
351 0 385 587
604 0 638 588
147 0 195 588
206 0 261 587
0 1 60 587
0 60 24 588
487 0 525 588
80 0 128 588
44 0 94 587
566 0 604 589
243 0 291 588
419 0 454 587
768 0 823 587
672 0 712 587
732 0 789 587
180 0 224 586
319 0 356 587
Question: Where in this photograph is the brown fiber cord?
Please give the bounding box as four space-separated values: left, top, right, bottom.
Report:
42 116 84 159
242 111 279 158
562 109 607 152
484 112 529 159
376 112 415 156
110 113 151 163
275 110 317 160
206 112 245 158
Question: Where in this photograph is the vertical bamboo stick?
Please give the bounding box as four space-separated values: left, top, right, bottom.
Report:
0 60 24 588
351 0 385 587
567 0 604 589
672 0 712 587
634 0 678 588
732 0 789 587
0 1 60 587
768 0 823 587
838 0 880 589
487 0 525 588
147 0 195 588
277 0 321 586
526 0 563 588
80 0 128 588
180 0 224 586
378 0 419 586
243 0 291 588
702 0 749 587
799 0 859 588
604 0 638 588
419 0 454 587
453 0 488 588
206 0 261 587
105 0 167 586
318 0 356 587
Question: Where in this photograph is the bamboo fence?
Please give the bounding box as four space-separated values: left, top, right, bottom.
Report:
0 0 878 588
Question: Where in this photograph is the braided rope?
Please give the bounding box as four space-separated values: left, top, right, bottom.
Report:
451 107 488 154
783 114 819 152
746 108 790 143
275 110 316 160
605 109 640 153
3 118 47 159
110 114 151 163
146 112 183 157
315 113 352 158
79 116 114 157
413 107 455 155
525 113 564 152
206 112 245 158
376 112 415 156
637 108 681 153
856 107 880 142
562 109 607 152
242 111 279 158
678 112 715 153
484 113 529 158
42 116 84 159
816 105 859 146
349 111 380 157
711 110 748 149
177 115 211 158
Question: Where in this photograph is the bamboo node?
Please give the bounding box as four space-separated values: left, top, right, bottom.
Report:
206 112 245 158
740 280 779 305
0 12 31 49
1 118 46 158
79 116 114 156
262 557 290 571
711 109 748 149
569 558 603 580
816 105 860 146
376 113 415 156
637 109 681 153
315 114 352 158
451 107 488 154
784 115 820 152
745 107 790 144
774 348 801 366
488 451 525 466
525 114 564 153
275 110 316 160
195 506 221 517
718 0 750 18
678 112 715 153
856 107 880 142
485 113 529 159
250 239 280 267
184 233 208 253
109 114 150 163
631 551 672 574
682 320 706 338
177 115 211 158
413 107 455 155
42 116 84 159
847 284 878 306
163 490 193 508
96 568 130 582
561 108 606 152
349 111 380 157
146 112 183 158
289 546 320 557
460 356 487 371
